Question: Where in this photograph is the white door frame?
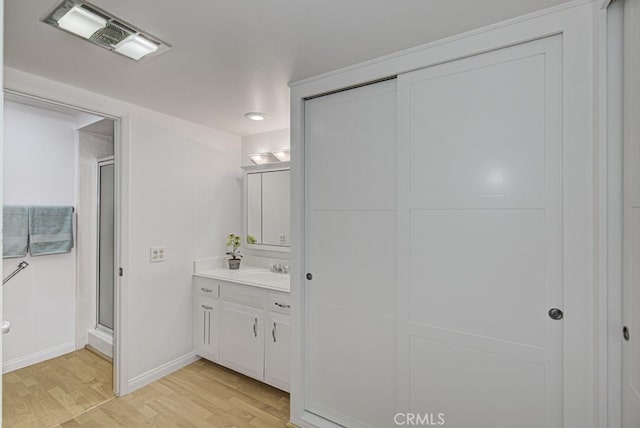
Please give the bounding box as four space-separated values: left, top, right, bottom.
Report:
0 2 5 425
290 1 597 427
596 1 626 427
618 1 640 426
1 88 130 397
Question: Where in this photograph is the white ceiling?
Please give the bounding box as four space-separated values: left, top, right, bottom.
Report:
5 0 571 136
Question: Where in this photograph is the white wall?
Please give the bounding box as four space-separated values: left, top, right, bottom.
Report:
2 101 78 372
76 129 113 348
127 113 241 385
3 67 243 393
241 128 289 167
1 0 5 417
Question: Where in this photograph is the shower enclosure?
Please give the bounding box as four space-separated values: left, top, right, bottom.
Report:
97 157 114 332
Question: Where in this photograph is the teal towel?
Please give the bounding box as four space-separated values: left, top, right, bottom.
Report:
3 206 29 258
28 206 74 256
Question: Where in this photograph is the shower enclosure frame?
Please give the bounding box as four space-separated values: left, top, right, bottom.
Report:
96 156 115 334
2 88 127 397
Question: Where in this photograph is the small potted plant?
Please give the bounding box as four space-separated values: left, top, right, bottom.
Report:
226 234 242 270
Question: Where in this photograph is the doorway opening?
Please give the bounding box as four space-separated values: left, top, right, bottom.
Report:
1 92 122 427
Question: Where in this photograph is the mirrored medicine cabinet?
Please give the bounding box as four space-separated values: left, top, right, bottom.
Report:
244 163 290 252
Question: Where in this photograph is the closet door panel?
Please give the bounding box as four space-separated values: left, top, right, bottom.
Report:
311 211 396 318
408 54 546 198
410 337 544 428
305 79 397 427
307 311 396 427
307 82 397 211
410 209 546 347
398 35 563 427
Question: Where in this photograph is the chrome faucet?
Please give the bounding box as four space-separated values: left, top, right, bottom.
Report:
270 263 289 274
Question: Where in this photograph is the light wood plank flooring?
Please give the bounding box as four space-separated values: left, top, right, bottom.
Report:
4 350 290 427
3 349 114 428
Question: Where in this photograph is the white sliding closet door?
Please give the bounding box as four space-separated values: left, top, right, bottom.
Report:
397 36 563 428
304 80 397 427
623 0 640 426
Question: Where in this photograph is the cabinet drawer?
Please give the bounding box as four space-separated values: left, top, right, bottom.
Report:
268 293 291 314
221 284 266 309
194 277 220 298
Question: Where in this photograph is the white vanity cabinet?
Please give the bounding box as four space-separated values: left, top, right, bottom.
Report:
265 310 291 391
196 297 219 360
193 274 290 392
194 277 220 361
220 301 265 380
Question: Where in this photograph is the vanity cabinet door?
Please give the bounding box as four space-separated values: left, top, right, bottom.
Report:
220 301 265 380
265 311 291 392
196 296 219 360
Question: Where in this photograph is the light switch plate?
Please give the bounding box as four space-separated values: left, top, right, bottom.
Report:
150 247 166 262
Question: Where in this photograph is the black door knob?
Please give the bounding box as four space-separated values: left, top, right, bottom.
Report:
623 326 630 341
548 308 563 320
306 273 313 280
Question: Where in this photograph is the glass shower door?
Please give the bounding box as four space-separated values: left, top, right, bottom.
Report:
97 159 114 331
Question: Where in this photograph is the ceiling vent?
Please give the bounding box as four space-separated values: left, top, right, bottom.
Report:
91 22 131 47
41 0 170 61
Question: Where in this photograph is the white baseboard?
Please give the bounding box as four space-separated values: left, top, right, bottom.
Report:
3 341 76 374
292 411 343 428
126 352 199 393
88 329 113 359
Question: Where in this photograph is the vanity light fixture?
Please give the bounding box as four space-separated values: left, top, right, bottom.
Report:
245 112 267 121
271 149 291 162
41 0 170 61
249 152 279 165
249 149 290 165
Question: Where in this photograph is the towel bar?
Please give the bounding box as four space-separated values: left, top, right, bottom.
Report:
3 260 29 285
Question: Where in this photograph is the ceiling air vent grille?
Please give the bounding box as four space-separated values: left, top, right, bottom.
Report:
90 23 131 47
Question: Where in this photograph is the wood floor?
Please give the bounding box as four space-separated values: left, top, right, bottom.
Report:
3 350 291 428
3 349 115 428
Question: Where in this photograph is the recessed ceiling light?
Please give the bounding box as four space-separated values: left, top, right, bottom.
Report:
41 0 170 62
57 5 106 39
115 35 159 60
245 112 267 121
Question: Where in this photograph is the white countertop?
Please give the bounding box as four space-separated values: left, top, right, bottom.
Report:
194 266 290 293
